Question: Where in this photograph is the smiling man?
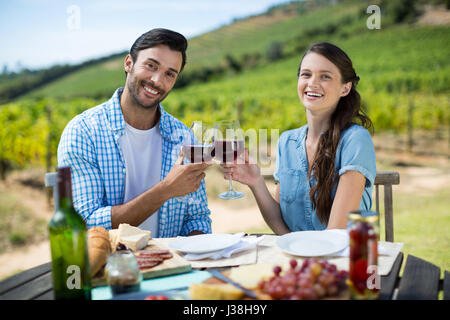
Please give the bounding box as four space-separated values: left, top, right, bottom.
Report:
57 29 211 237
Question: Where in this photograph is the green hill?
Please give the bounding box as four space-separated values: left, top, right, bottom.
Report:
20 0 449 106
165 24 449 133
22 0 367 100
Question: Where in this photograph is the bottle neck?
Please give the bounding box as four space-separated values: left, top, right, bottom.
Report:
58 196 73 209
57 167 74 210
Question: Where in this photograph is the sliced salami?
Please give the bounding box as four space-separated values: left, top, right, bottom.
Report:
137 249 171 256
158 252 173 260
136 256 163 263
137 260 162 269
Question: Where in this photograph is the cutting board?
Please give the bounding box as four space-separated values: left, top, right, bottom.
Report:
92 238 192 288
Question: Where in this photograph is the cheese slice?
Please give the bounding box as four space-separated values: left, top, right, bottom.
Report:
118 223 151 238
109 229 119 249
109 224 151 251
228 263 285 289
119 233 150 252
189 283 244 300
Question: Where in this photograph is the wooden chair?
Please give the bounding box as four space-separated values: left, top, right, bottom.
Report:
374 171 400 242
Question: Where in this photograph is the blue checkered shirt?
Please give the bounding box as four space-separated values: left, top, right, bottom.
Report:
57 87 212 236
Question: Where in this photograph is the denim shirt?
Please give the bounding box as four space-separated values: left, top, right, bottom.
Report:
273 124 376 231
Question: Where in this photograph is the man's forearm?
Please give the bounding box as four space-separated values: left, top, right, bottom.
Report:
111 180 172 229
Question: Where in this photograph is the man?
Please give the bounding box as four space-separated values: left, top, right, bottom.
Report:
57 28 211 237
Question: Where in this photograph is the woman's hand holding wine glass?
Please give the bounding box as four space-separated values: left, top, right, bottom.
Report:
220 148 262 189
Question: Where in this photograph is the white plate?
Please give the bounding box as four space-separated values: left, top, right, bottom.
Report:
168 233 242 254
276 230 349 257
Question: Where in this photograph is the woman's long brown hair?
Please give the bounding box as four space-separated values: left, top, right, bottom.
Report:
298 42 373 225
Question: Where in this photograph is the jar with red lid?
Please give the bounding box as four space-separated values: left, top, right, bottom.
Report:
347 210 380 300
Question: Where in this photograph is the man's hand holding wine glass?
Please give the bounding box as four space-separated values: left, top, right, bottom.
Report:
162 151 209 198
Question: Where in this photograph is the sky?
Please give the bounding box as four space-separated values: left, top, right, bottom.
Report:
0 0 293 72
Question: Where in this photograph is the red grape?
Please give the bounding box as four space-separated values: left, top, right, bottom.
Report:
318 272 334 287
298 277 312 289
273 265 282 276
269 285 286 299
302 287 318 300
285 285 296 297
325 263 337 273
327 284 339 296
289 259 298 269
313 283 327 298
301 259 310 270
281 274 297 287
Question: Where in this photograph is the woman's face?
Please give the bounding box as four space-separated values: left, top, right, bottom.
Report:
298 52 351 115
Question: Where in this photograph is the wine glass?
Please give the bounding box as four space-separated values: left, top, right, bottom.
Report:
175 121 214 205
213 120 245 200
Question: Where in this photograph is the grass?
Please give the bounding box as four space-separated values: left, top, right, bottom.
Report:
392 188 450 277
0 191 48 254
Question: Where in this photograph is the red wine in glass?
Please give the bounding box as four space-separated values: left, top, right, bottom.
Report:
213 119 244 200
182 144 215 163
213 140 244 164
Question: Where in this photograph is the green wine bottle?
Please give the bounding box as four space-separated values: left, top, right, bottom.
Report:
48 166 91 300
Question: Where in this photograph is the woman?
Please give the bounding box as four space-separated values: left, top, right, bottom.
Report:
222 42 376 234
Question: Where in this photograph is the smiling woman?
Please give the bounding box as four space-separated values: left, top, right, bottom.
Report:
219 42 376 234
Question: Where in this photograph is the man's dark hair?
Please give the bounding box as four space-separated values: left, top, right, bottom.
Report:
129 28 188 73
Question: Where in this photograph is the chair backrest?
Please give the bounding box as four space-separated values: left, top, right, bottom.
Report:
374 171 400 242
45 172 59 210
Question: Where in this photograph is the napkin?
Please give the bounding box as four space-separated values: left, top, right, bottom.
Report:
183 236 265 261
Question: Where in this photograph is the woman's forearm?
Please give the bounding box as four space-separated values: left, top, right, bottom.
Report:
249 177 291 235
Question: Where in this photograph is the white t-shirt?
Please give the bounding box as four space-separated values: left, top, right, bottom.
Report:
118 122 162 237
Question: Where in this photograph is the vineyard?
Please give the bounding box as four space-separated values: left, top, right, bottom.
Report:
165 24 449 134
0 0 449 178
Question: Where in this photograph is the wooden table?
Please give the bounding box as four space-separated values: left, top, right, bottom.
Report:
1 246 448 300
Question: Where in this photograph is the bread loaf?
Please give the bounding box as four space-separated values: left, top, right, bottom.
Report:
87 227 112 277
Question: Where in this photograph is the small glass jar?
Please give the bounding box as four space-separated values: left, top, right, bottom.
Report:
347 210 380 300
104 250 142 297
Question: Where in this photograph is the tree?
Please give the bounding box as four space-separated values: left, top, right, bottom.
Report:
267 41 284 62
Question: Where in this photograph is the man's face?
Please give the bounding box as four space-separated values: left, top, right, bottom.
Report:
124 44 182 109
